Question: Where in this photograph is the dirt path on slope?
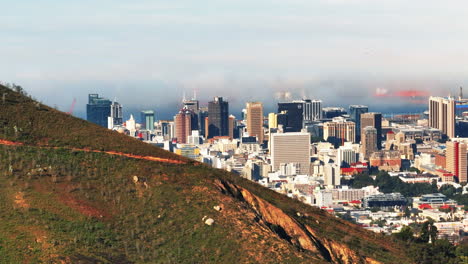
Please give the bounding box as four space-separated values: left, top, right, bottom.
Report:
0 139 185 164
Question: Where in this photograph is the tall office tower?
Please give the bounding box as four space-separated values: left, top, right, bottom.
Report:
323 117 356 145
174 109 192 143
271 132 311 175
277 101 303 132
268 113 277 129
361 126 378 159
446 140 468 183
324 163 341 186
87 94 112 127
199 107 208 137
246 102 264 142
429 96 456 138
361 112 382 149
141 110 155 131
208 97 229 138
109 101 123 126
303 99 323 122
183 99 200 131
349 105 368 141
183 99 199 112
228 115 236 139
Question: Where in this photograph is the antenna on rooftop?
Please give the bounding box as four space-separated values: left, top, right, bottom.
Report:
460 86 463 100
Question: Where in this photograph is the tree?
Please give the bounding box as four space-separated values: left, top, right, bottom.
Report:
394 226 414 242
419 220 438 243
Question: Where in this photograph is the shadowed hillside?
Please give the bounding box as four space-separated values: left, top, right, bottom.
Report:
0 84 413 263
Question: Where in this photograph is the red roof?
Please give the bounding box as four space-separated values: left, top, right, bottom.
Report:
419 204 432 209
440 205 452 209
350 200 361 204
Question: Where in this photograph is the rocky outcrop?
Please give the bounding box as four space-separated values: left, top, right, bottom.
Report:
215 179 383 264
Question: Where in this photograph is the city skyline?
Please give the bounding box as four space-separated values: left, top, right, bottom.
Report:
2 1 468 118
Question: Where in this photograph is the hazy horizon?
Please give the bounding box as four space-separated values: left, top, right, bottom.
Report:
3 1 468 119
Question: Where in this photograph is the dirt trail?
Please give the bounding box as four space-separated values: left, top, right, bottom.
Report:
0 139 185 164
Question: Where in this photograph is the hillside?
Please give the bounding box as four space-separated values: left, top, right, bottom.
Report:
0 84 413 263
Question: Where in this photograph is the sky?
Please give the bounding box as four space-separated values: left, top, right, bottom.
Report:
2 0 468 119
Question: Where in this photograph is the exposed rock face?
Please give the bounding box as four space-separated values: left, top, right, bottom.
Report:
214 179 382 264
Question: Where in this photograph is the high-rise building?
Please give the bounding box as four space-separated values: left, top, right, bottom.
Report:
323 117 356 145
208 97 229 138
361 112 382 149
277 101 303 132
446 140 468 183
199 107 208 137
246 102 264 142
324 163 341 186
271 132 310 175
183 99 200 131
109 101 123 126
323 107 347 119
174 109 192 144
268 113 277 129
429 96 456 138
303 99 323 122
87 94 112 127
141 110 155 131
228 115 236 139
362 126 378 159
349 105 368 141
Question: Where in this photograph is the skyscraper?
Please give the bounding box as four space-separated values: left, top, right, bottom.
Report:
277 101 303 132
246 102 264 142
108 101 123 127
199 107 208 137
208 97 229 138
271 132 310 175
141 110 155 131
323 117 356 145
446 140 467 183
87 94 112 127
183 99 200 131
303 99 323 122
174 109 192 144
429 96 456 138
228 115 236 139
361 126 378 159
349 105 368 141
361 112 382 149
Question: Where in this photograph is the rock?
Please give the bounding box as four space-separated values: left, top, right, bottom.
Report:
297 212 302 217
213 205 222 212
205 218 215 226
202 216 207 221
133 176 139 183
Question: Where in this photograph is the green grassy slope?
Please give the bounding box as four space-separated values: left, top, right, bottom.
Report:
0 85 412 263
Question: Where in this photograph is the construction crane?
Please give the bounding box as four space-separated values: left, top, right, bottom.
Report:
67 98 76 115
